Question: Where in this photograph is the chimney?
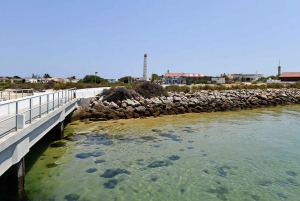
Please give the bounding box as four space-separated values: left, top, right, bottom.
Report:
167 70 169 73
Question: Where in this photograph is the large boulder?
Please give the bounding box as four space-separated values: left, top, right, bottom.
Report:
123 99 135 107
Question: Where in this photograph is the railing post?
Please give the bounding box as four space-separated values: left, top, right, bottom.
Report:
53 93 54 110
73 88 76 99
9 91 10 100
22 89 23 98
58 92 60 108
47 94 49 114
16 102 18 132
15 90 17 99
39 96 41 118
29 98 32 124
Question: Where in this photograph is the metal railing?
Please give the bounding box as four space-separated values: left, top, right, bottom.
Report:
0 89 34 101
0 88 76 138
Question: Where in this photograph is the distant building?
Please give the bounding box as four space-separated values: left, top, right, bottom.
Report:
133 77 150 82
29 78 38 83
10 79 23 83
279 72 300 82
23 77 32 83
40 78 49 83
163 71 207 85
0 76 8 82
211 77 226 84
69 78 79 83
106 79 118 83
232 73 263 82
51 78 65 83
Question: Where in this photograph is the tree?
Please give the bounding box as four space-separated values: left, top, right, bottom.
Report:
258 75 279 83
44 73 52 78
118 76 134 84
220 73 229 83
80 75 108 84
69 76 76 79
257 77 267 82
151 73 160 82
13 75 21 79
233 77 241 82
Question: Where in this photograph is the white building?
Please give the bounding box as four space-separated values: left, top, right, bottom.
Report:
28 78 38 83
106 79 118 83
211 77 226 84
232 74 263 82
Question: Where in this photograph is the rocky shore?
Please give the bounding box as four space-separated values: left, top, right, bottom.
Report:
75 88 300 121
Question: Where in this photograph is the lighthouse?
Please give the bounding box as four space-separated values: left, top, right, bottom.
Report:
142 53 148 81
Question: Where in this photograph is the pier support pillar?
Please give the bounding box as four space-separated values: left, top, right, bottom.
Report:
54 121 64 140
65 113 72 124
7 157 25 201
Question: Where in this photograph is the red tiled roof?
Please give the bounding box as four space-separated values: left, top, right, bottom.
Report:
279 72 300 78
164 73 182 77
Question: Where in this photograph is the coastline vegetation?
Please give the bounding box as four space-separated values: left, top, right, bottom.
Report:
1 78 300 93
165 82 300 92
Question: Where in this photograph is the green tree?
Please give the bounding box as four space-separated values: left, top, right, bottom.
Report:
44 73 52 78
257 75 278 83
118 76 134 84
268 75 279 80
257 77 267 82
13 75 21 79
220 73 229 83
80 75 108 84
151 73 160 82
233 77 241 82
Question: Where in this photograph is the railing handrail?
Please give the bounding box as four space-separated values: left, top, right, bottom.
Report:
0 88 76 137
0 88 76 106
0 88 34 101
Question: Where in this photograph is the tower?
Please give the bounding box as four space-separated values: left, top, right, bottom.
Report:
278 60 281 77
142 53 148 81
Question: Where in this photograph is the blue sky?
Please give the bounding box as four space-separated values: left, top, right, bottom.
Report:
1 0 300 79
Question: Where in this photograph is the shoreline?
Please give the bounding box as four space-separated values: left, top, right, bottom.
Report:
72 88 300 122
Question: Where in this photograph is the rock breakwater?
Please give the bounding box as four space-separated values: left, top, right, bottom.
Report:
76 88 300 121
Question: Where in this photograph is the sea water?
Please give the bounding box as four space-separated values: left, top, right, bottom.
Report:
25 105 300 201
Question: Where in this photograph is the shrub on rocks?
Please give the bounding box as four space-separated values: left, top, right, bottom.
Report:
165 85 190 93
133 82 168 98
101 87 141 102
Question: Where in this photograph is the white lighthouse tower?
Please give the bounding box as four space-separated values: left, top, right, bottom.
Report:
142 53 148 81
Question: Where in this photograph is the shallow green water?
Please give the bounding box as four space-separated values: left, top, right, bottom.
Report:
25 106 300 201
